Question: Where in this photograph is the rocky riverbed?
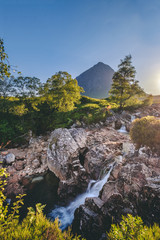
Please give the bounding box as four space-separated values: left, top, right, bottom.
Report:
1 105 160 239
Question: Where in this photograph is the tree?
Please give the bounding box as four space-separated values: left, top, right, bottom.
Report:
40 71 84 112
13 76 41 99
0 38 11 81
0 76 15 112
109 55 144 109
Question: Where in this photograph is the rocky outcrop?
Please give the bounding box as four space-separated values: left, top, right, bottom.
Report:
73 153 160 240
46 125 129 203
1 123 129 201
0 136 49 197
47 128 87 180
134 103 160 118
47 128 89 202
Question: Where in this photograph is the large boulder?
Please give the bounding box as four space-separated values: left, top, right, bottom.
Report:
47 128 88 202
47 128 87 181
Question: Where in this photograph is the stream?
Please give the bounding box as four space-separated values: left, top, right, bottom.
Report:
49 165 113 230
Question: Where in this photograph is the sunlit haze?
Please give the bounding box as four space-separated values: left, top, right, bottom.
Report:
1 0 160 95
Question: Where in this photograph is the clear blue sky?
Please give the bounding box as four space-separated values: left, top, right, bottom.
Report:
1 0 160 94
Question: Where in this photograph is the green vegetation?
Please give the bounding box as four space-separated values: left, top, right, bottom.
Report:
0 40 152 146
1 169 160 239
0 168 84 240
0 39 115 146
109 55 144 109
0 39 11 80
130 116 160 152
0 95 114 146
40 71 84 112
108 214 160 240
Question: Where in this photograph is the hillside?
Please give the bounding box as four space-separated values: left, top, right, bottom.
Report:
76 62 114 99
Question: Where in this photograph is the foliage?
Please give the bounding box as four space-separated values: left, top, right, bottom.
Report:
142 94 153 107
0 38 11 81
123 96 144 111
107 214 160 240
0 76 15 98
130 116 160 152
109 55 144 109
14 76 41 99
0 168 85 240
40 71 84 112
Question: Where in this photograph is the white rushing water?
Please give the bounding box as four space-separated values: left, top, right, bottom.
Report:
131 115 136 122
118 125 128 134
118 115 136 134
49 165 113 230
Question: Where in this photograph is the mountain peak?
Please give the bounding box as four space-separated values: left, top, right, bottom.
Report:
97 61 104 65
76 63 114 99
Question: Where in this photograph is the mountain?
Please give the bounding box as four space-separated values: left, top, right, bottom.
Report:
76 62 114 99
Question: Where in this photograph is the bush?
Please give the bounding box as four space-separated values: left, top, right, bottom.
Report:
107 214 160 240
0 169 84 240
130 116 160 151
142 94 153 107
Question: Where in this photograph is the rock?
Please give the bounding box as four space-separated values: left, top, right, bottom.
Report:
47 128 88 202
73 204 104 240
8 148 26 160
122 142 135 155
115 119 122 130
73 152 160 239
5 153 15 164
69 128 87 148
110 155 123 179
32 159 40 168
14 161 25 171
125 122 131 132
104 116 115 127
47 128 87 180
138 147 149 158
121 111 131 121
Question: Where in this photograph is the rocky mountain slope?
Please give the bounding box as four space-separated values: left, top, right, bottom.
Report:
76 62 114 99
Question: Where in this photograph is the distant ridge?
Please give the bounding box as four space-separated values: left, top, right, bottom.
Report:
76 62 114 99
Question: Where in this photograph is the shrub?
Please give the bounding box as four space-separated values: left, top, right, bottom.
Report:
107 214 160 240
142 94 153 107
0 169 85 240
130 116 160 152
81 103 100 111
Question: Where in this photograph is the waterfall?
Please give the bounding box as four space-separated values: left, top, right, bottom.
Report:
118 125 127 133
49 165 113 230
118 115 135 134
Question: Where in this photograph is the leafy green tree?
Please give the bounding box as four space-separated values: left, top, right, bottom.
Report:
0 38 11 81
40 71 84 112
109 55 144 109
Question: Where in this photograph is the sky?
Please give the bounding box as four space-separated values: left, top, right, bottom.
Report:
1 0 160 95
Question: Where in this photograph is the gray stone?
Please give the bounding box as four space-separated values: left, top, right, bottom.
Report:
122 142 135 155
5 153 15 164
47 128 87 180
32 159 40 168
